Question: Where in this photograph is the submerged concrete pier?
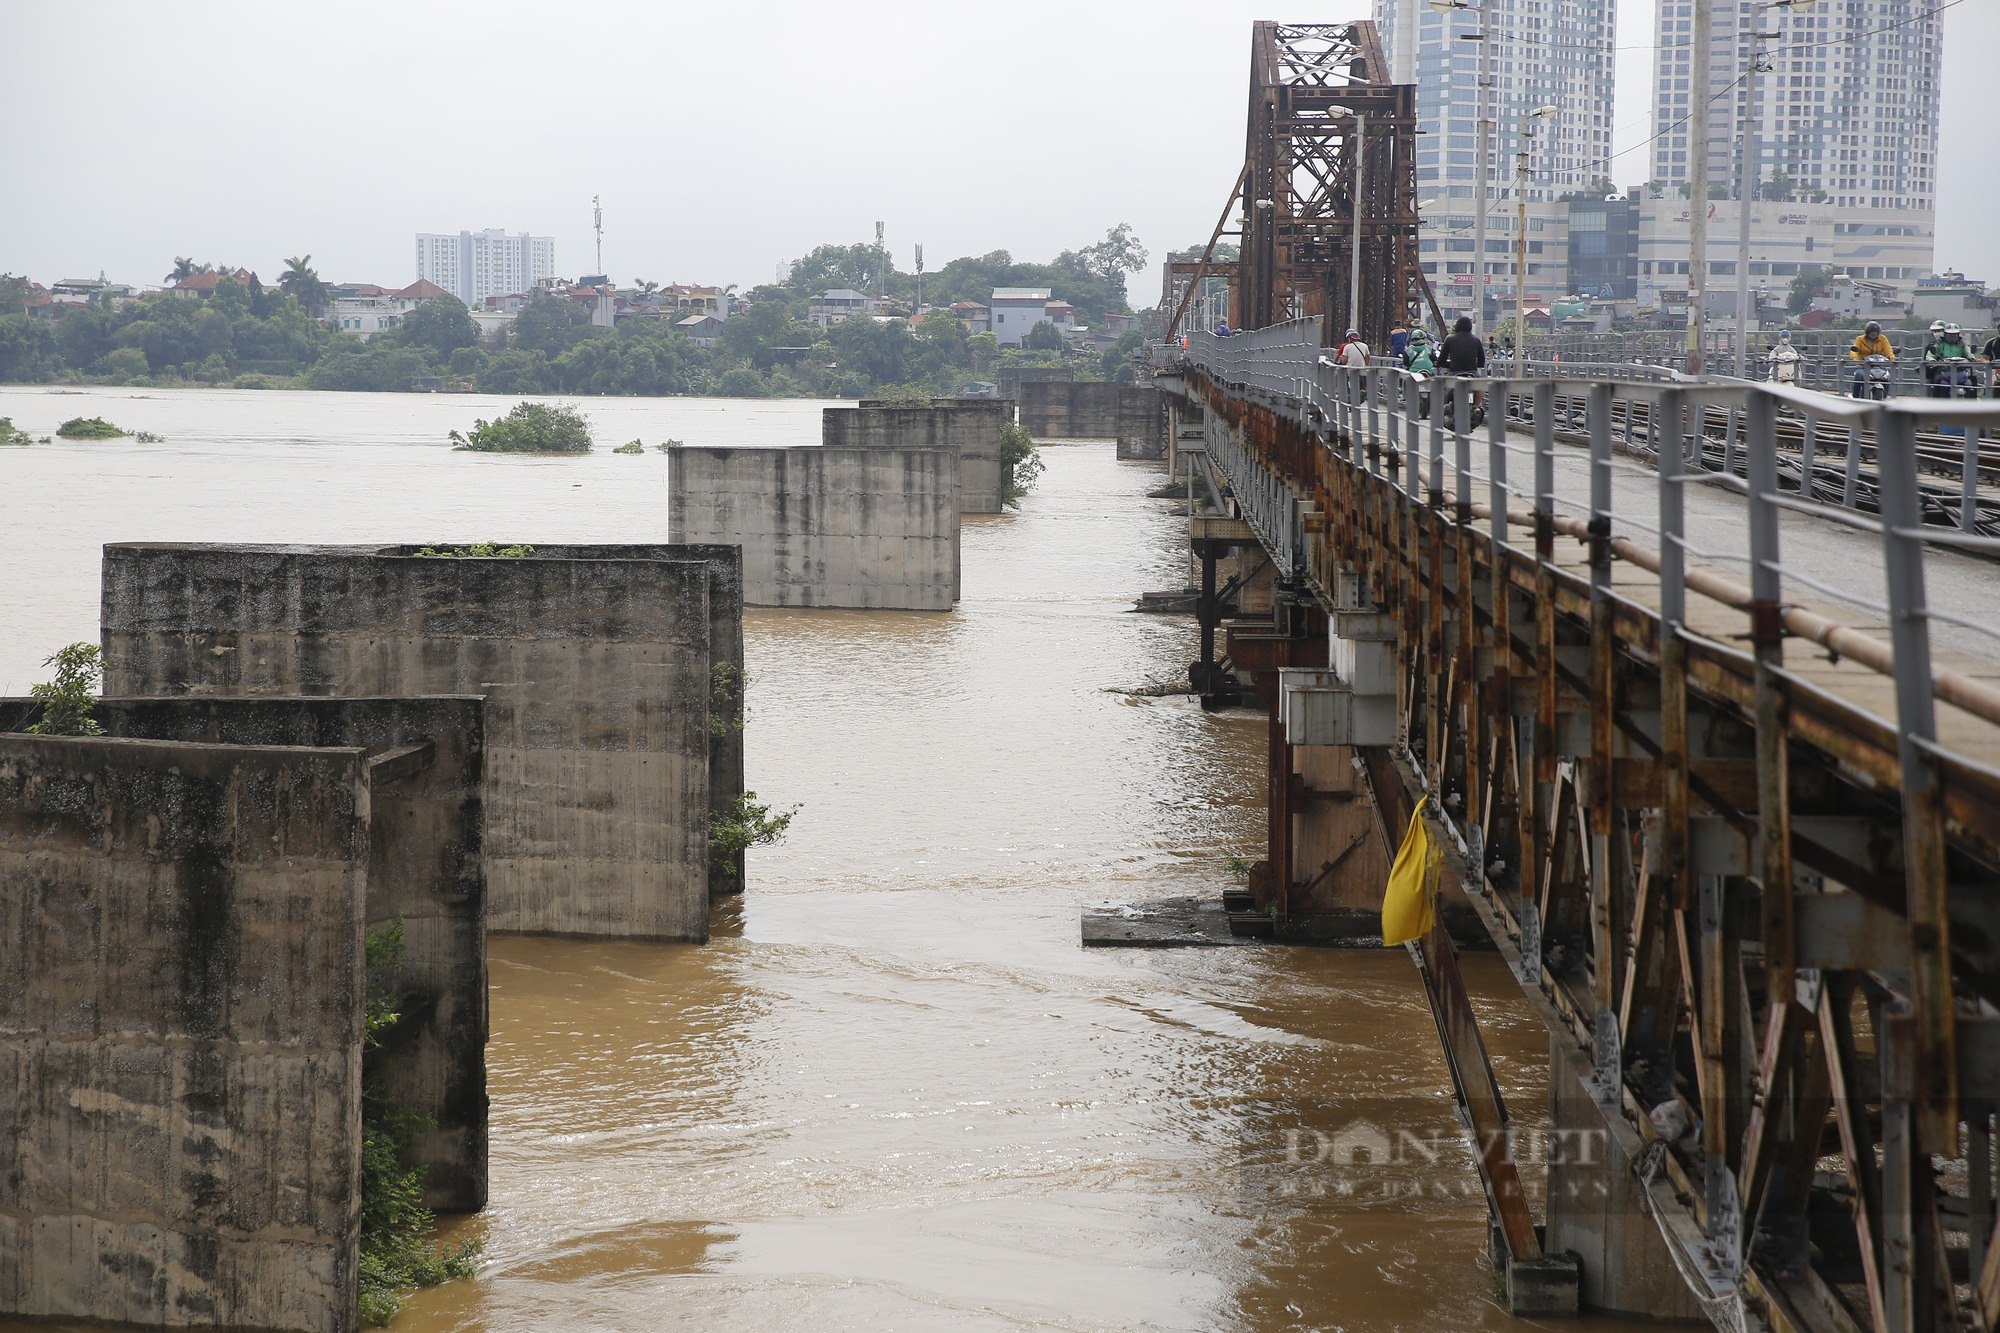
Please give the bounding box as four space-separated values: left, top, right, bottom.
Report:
1017 381 1167 459
0 693 492 1211
100 542 741 941
826 401 1009 514
669 445 961 610
1 732 372 1332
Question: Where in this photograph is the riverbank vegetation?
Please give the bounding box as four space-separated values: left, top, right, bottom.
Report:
0 226 1149 400
0 417 42 445
449 402 591 453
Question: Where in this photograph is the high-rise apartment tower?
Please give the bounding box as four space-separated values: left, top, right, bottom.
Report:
1375 0 1617 314
415 230 557 307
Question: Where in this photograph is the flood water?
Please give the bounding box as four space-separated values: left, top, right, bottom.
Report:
0 387 1638 1332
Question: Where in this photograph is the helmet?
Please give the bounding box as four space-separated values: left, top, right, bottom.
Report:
1930 321 1946 333
1778 331 1791 341
1944 323 1963 336
1865 321 1882 335
1346 328 1360 338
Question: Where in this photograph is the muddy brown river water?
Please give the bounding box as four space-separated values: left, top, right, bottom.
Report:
0 387 1645 1331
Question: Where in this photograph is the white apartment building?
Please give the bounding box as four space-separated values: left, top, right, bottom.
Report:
415 229 556 307
1375 0 1615 317
1647 0 1939 291
990 288 1063 346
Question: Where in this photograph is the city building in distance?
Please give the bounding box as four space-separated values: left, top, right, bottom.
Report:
1375 0 1617 320
1643 0 1941 300
415 229 556 307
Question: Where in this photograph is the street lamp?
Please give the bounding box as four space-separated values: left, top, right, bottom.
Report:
1734 0 1817 376
1515 105 1559 367
1428 0 1494 328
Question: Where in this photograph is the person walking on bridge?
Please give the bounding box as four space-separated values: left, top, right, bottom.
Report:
1438 317 1486 416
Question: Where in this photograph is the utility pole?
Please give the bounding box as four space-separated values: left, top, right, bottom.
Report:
1350 111 1366 339
1737 2 1813 376
1515 106 1557 367
1686 0 1711 376
1472 12 1492 329
1430 0 1493 328
1735 51 1760 378
1515 142 1529 366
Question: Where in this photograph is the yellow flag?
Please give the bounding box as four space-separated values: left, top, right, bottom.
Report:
1381 796 1440 947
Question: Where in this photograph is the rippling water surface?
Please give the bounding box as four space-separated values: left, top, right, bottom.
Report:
0 386 1640 1331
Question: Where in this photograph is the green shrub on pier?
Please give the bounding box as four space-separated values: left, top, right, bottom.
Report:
25 643 103 736
614 438 645 454
448 401 592 454
708 662 749 736
359 919 479 1325
708 791 797 892
412 542 536 558
1000 421 1044 509
55 416 127 439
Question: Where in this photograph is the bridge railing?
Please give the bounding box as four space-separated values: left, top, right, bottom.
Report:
1182 326 2000 845
1182 330 1998 540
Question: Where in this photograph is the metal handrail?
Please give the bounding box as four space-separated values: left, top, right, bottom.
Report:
1171 332 2000 745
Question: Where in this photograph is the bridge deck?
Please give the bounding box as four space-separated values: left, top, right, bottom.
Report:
1524 435 2000 762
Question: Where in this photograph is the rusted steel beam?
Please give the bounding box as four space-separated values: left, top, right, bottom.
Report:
1413 915 1544 1262
1823 980 1890 1333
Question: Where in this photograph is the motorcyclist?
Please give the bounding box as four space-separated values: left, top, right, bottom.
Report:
1925 323 1975 398
1437 316 1487 415
1921 320 1946 393
1402 327 1439 374
1765 331 1802 385
1335 328 1370 368
1849 321 1894 398
1388 324 1411 359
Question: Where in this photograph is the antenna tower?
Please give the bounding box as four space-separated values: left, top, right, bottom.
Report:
914 242 924 316
593 195 603 277
874 220 886 301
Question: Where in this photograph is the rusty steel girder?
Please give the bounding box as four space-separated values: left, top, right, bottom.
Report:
1237 21 1435 347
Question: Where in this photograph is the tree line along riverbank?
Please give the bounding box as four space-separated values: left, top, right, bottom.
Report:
0 230 1154 400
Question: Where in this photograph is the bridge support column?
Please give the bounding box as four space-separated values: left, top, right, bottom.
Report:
1543 1039 1710 1320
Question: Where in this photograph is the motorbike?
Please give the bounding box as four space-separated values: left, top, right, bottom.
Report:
1767 350 1803 385
1437 379 1487 428
1853 354 1894 401
1932 355 1979 400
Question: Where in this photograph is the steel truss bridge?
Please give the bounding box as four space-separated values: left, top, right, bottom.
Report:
1156 321 2000 1332
1170 20 1436 351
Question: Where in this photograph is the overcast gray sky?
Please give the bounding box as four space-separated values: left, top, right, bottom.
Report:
2 1 1992 299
